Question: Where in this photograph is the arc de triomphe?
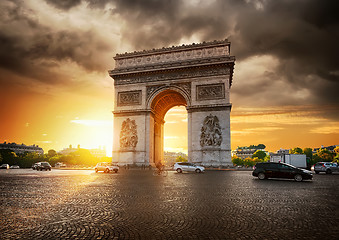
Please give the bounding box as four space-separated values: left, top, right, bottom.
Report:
109 39 235 167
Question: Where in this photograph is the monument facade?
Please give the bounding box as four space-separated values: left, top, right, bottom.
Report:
109 39 235 167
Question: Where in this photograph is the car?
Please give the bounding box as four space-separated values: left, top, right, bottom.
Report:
32 162 41 170
95 162 119 173
36 162 51 171
10 165 20 169
252 162 312 182
54 162 66 168
173 162 205 173
312 162 339 174
0 164 9 169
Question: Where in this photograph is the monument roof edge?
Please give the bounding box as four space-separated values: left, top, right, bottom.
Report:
109 56 235 76
114 39 231 59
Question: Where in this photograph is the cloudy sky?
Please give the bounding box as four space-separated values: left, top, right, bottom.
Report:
0 0 338 155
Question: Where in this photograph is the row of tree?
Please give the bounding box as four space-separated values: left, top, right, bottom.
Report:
232 147 339 167
232 150 270 167
289 147 339 165
0 149 111 168
237 144 266 150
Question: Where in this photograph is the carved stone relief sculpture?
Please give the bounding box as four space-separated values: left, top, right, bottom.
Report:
118 91 141 106
200 114 222 147
120 118 138 149
196 83 225 101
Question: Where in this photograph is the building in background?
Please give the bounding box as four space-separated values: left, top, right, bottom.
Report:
58 145 106 158
276 149 290 154
0 142 44 155
232 144 268 160
164 151 188 166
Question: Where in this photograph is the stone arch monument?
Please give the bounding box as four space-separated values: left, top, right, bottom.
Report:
109 39 235 167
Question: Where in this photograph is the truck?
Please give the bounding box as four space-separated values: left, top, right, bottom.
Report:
270 154 307 169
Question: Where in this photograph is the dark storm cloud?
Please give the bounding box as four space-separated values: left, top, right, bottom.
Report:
0 0 112 86
0 0 338 107
105 0 339 105
45 0 82 10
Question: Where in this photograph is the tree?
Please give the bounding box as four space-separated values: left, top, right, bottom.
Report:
48 149 57 157
0 149 18 165
257 144 266 149
248 144 266 150
314 148 334 162
243 157 255 167
334 154 339 163
334 146 339 155
252 157 263 164
232 155 242 166
252 150 266 160
290 147 303 154
176 156 187 162
264 155 270 162
303 148 313 159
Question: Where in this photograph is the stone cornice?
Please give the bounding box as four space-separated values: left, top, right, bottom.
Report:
187 104 232 113
111 62 234 87
114 39 231 59
113 110 151 116
109 56 235 76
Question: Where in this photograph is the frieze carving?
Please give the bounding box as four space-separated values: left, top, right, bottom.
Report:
115 45 230 69
114 66 230 85
200 114 222 147
118 90 141 106
196 83 225 101
120 118 138 149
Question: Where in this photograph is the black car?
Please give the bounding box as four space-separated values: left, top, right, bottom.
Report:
32 162 41 170
36 162 51 171
252 162 312 182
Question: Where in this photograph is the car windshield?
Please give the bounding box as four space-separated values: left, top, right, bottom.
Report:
280 163 296 169
41 163 50 166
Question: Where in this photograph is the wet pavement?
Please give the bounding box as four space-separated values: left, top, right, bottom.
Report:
0 168 338 239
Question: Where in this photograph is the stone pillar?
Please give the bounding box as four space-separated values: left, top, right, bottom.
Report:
189 106 232 167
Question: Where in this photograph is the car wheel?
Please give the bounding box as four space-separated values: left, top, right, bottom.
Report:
114 169 118 173
258 172 266 180
105 168 110 173
49 169 51 171
195 169 201 173
176 168 182 173
315 171 319 174
326 169 332 174
95 168 98 173
294 174 303 182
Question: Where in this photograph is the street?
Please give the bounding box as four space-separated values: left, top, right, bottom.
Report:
0 169 338 239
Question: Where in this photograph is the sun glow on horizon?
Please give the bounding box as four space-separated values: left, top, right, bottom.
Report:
68 118 113 157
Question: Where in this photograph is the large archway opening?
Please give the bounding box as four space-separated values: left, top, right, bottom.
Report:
164 106 188 165
149 89 188 165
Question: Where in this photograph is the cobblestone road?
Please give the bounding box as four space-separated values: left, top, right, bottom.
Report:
0 169 338 239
